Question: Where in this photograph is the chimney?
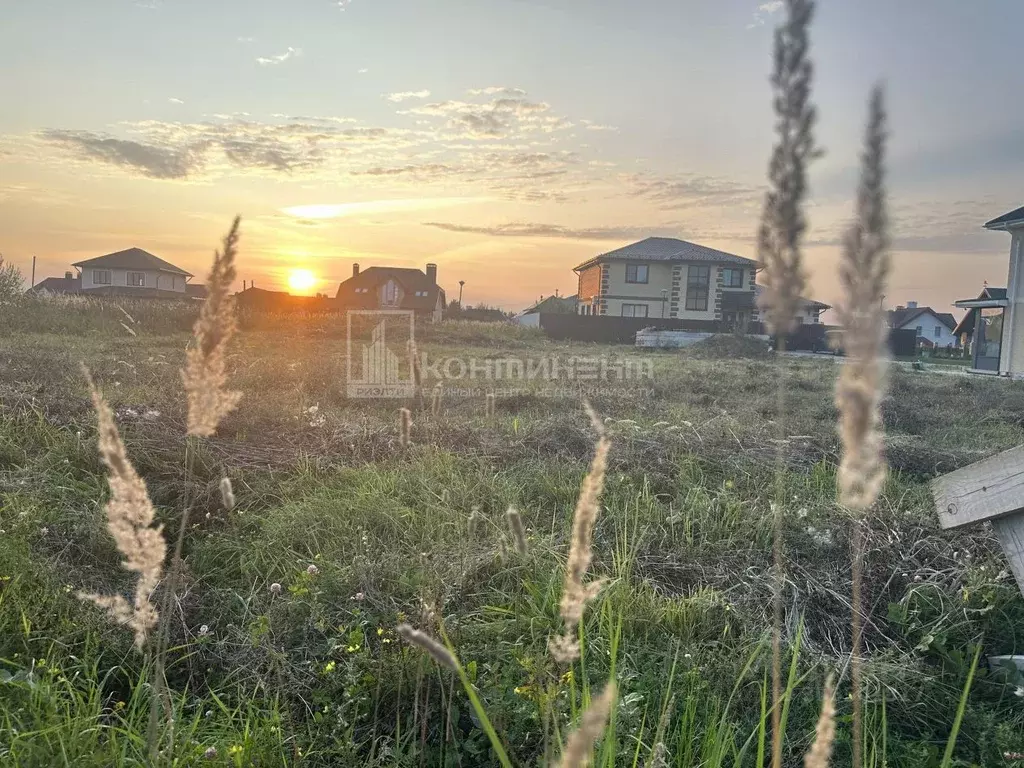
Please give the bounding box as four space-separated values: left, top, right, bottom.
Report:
425 263 437 284
906 300 918 309
353 263 360 278
896 305 906 311
64 271 73 280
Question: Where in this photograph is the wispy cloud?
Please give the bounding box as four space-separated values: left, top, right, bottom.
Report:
357 67 369 74
39 131 204 179
168 97 184 105
405 91 569 139
237 36 256 43
423 221 673 241
467 86 527 98
386 90 431 102
281 197 485 219
747 0 784 28
256 47 302 66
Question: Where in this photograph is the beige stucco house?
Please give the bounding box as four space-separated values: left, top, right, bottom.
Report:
73 248 193 297
574 237 760 322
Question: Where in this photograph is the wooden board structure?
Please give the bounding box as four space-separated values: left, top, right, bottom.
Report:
932 444 1024 596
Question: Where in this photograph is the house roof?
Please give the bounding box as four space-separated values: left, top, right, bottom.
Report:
72 248 192 277
185 283 208 300
984 205 1024 231
574 237 757 271
335 266 444 311
522 295 578 314
887 306 957 332
753 284 831 310
31 275 81 294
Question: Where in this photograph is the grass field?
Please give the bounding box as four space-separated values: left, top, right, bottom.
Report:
2 302 1024 766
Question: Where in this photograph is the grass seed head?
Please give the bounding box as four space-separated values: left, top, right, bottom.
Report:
78 369 166 649
835 85 890 512
396 623 456 670
182 217 242 437
399 407 412 447
557 682 617 768
219 476 235 511
804 675 836 768
506 506 528 554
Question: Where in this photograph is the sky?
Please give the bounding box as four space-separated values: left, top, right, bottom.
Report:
1 0 1022 312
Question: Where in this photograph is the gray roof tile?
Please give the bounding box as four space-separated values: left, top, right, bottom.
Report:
984 205 1024 230
574 237 756 270
72 247 192 276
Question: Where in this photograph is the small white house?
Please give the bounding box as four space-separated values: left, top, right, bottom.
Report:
73 248 193 296
887 302 959 348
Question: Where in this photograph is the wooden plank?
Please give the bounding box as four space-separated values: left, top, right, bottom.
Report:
931 444 1024 529
994 513 1024 598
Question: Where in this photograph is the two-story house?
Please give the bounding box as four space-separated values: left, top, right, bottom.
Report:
72 248 194 297
574 237 759 322
335 262 445 322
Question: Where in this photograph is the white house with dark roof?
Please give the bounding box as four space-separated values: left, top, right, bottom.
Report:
886 302 959 348
573 237 760 321
73 248 193 296
953 205 1024 375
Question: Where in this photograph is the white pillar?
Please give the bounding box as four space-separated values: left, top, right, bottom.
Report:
1004 230 1024 375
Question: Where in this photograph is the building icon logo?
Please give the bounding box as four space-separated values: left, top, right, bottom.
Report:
346 310 416 398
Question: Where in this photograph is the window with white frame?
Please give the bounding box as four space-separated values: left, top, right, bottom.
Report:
625 263 649 284
93 269 111 285
621 303 648 318
934 325 942 338
127 271 145 287
722 267 743 288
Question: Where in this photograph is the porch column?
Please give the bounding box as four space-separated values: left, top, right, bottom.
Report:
1004 230 1024 376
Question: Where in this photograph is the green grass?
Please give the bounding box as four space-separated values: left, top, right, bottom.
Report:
2 313 1024 765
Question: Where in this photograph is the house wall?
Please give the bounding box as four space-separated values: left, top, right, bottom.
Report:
81 267 185 293
577 265 602 304
897 312 958 348
591 261 757 320
1004 230 1024 375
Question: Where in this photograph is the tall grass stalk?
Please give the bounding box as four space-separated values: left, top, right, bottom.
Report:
835 85 891 768
755 1 818 764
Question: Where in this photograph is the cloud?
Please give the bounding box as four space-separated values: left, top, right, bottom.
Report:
747 0 784 28
580 119 618 132
168 97 184 104
281 197 485 219
467 86 527 98
627 172 762 209
422 221 670 241
406 93 569 139
386 90 431 102
237 36 256 43
36 115 410 180
256 47 301 66
39 130 205 179
357 67 369 74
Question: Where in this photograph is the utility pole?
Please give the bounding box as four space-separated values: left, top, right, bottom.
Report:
31 256 36 288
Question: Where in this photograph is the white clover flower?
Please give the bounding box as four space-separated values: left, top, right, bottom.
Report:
306 564 319 576
269 582 282 595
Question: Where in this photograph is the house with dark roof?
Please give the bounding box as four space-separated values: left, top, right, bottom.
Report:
953 205 1024 375
886 302 959 349
753 285 830 325
30 272 81 294
335 262 445 322
72 248 196 298
575 237 771 323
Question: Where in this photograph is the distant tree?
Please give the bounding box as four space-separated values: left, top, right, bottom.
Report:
0 256 24 299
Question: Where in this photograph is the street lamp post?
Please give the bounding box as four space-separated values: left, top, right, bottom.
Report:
458 280 465 307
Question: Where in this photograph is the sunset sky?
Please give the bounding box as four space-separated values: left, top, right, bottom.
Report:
2 0 1022 312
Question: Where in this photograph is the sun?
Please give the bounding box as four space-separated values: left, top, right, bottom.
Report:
287 268 317 293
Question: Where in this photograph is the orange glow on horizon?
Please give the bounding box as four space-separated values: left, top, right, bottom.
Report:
287 268 318 293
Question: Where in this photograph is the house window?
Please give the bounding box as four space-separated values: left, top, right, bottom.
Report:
383 280 399 305
934 325 942 338
127 271 145 287
93 269 111 285
722 268 743 288
625 263 649 284
685 265 710 311
621 303 648 318
915 325 923 336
